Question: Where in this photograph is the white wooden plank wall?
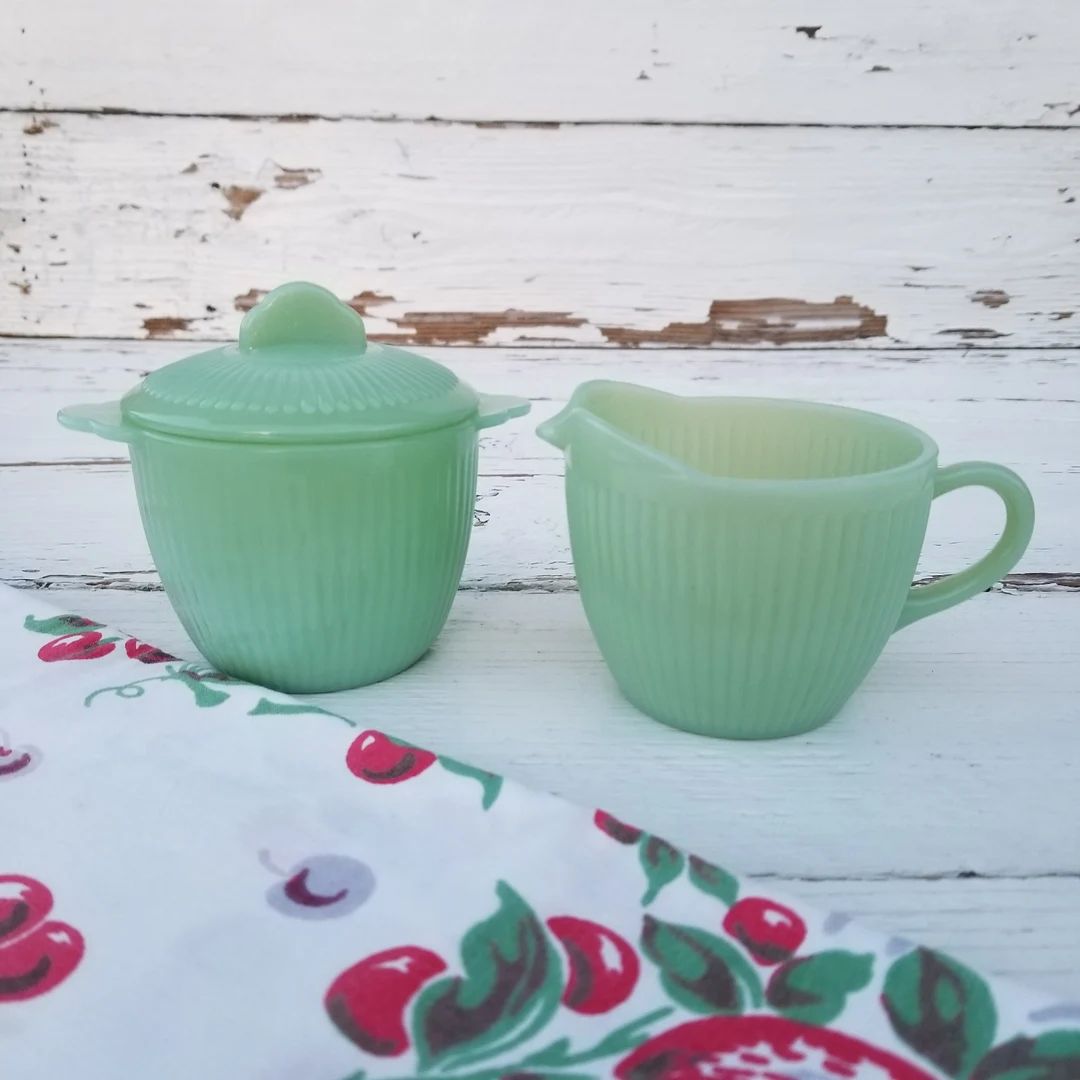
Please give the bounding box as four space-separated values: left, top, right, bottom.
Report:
4 117 1079 346
2 2 1079 346
2 1 1079 998
3 1 1079 125
2 341 1078 591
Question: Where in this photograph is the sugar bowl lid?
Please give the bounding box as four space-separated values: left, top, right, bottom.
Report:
121 282 482 443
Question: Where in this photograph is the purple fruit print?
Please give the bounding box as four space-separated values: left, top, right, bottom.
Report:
263 852 375 920
0 732 39 782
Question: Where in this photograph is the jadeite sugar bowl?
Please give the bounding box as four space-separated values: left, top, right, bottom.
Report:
58 282 530 692
538 380 1033 740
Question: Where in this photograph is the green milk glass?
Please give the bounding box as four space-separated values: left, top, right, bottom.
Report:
538 381 1035 739
58 282 530 692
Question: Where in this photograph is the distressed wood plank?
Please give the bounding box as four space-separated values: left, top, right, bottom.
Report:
794 879 1080 1001
15 585 1079 901
4 115 1079 346
5 454 1077 593
5 339 1078 462
2 342 1078 589
3 0 1079 127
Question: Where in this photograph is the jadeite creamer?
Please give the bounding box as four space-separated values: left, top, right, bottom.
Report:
538 381 1035 739
58 282 530 693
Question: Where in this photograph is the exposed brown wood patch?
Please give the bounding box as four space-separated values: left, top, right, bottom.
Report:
22 117 57 135
143 316 194 337
273 165 323 190
378 309 587 346
997 572 1080 591
9 281 31 296
232 293 582 345
972 289 1010 308
220 185 264 220
348 291 396 314
937 327 1009 340
237 288 396 315
9 570 1080 596
234 288 266 312
599 296 887 347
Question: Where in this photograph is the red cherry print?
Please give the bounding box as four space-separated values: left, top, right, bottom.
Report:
124 639 177 664
594 809 644 845
615 1015 935 1080
547 916 640 1015
0 876 84 1002
0 921 85 1003
723 897 807 966
325 945 447 1055
346 731 437 784
37 631 116 662
0 876 52 942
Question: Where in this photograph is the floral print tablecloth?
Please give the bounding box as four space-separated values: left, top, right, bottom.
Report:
1 586 1077 1079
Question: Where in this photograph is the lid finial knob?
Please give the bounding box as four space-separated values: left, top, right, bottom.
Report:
238 281 367 353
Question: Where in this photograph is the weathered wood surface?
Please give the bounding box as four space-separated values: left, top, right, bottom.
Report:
5 115 1079 346
2 342 1078 593
17 583 1080 999
3 1 1079 127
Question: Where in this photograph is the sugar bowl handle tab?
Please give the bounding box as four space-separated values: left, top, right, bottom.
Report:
475 394 531 430
238 282 368 353
57 400 134 444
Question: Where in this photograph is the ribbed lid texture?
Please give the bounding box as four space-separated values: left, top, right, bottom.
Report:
122 282 479 442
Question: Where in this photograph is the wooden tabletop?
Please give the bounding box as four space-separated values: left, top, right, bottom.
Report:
3 1 1078 1001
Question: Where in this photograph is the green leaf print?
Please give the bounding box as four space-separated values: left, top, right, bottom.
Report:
686 855 738 906
24 613 103 635
410 881 562 1072
970 1029 1080 1080
641 915 762 1015
518 1007 674 1071
766 950 874 1026
883 947 997 1078
439 755 504 810
639 835 684 905
248 697 355 726
85 664 231 708
175 670 231 708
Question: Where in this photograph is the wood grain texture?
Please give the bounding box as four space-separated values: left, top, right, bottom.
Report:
794 879 1080 1001
3 0 1079 127
5 115 1079 346
2 342 1077 592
